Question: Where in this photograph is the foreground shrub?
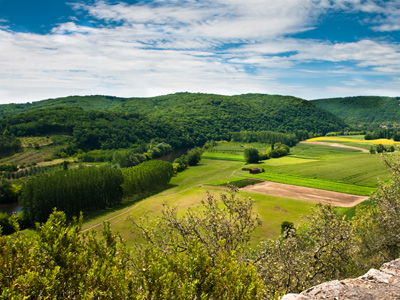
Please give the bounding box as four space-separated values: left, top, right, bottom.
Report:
0 211 132 299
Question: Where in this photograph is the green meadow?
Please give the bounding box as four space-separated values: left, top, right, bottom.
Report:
291 142 364 158
81 140 392 249
201 152 246 161
207 141 271 154
81 157 315 248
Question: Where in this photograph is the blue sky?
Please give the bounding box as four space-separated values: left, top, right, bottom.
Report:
1 0 400 103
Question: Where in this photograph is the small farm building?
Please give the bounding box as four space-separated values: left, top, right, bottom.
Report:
249 168 261 174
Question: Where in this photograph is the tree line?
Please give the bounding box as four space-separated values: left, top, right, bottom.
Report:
0 135 22 158
17 160 174 224
365 127 400 141
122 160 173 198
20 167 124 223
77 142 172 167
244 143 291 163
231 130 306 147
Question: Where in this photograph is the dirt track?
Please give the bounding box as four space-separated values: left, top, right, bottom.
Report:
300 141 369 153
241 181 369 207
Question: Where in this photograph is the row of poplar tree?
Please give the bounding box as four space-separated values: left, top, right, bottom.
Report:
20 160 173 224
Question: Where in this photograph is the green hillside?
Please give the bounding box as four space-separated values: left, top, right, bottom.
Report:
313 96 400 127
0 93 346 151
0 95 127 119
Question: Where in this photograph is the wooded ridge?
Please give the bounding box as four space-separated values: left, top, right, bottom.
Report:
0 93 347 151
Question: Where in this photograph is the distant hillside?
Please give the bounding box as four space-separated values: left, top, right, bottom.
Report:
0 95 126 119
313 96 400 127
0 93 346 150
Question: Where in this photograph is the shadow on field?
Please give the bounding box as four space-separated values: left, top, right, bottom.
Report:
82 184 178 224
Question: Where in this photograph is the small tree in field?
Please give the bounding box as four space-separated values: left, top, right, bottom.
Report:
244 147 259 163
187 147 202 166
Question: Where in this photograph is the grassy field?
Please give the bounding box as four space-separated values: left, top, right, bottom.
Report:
308 135 400 146
201 152 246 161
1 135 73 166
291 143 365 158
81 158 244 230
0 145 65 166
80 141 389 249
246 172 376 195
260 153 387 187
204 141 390 193
207 141 270 154
17 139 389 250
81 158 317 248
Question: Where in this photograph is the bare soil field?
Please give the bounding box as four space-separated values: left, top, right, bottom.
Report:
300 141 369 153
241 181 369 207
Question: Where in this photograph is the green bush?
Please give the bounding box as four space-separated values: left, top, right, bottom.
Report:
244 147 259 163
187 147 202 166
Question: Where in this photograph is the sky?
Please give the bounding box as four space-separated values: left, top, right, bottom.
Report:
1 0 400 104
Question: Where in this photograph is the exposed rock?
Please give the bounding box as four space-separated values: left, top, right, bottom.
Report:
281 259 400 300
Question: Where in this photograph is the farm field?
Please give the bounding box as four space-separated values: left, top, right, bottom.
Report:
201 152 245 161
81 158 316 248
308 135 400 146
291 140 368 158
207 141 390 192
81 140 392 249
0 145 65 166
19 136 52 147
81 158 244 231
240 153 387 193
241 181 368 206
0 135 73 166
207 141 271 154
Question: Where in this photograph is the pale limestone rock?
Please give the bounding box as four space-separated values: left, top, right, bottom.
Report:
280 259 400 300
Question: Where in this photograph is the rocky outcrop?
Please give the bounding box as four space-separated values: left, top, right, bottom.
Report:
281 259 400 300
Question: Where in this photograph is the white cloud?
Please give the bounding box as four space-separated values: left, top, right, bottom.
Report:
78 0 322 39
291 39 400 72
0 0 400 103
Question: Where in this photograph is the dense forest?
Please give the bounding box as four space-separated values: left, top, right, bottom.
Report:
313 96 400 128
0 135 22 158
0 93 346 152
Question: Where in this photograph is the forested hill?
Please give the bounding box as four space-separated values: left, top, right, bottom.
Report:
0 93 346 150
0 95 126 119
312 96 400 127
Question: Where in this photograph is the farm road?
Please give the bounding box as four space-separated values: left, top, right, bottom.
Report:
241 181 369 207
300 141 369 153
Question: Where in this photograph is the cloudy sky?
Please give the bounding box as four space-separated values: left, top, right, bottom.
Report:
1 0 400 104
